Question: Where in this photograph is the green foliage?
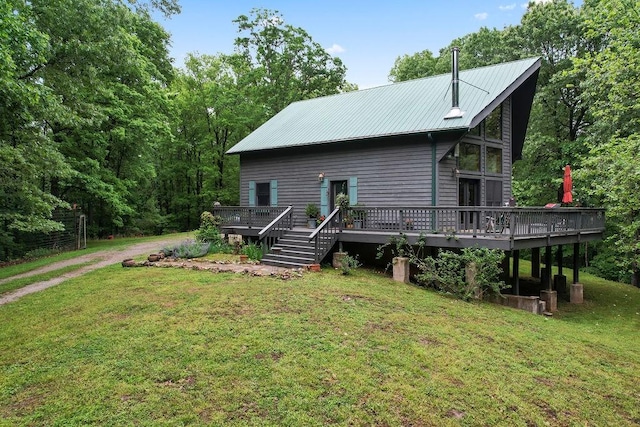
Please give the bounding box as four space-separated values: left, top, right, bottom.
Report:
414 247 507 301
334 193 350 211
376 233 411 260
305 203 319 218
23 247 61 260
233 8 351 115
169 239 210 259
389 49 437 82
195 213 220 242
242 242 263 261
339 254 361 275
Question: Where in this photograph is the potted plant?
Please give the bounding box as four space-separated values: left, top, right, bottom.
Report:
305 203 319 228
335 193 351 227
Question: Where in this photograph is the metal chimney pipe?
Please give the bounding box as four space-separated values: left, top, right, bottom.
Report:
451 47 460 108
444 47 464 119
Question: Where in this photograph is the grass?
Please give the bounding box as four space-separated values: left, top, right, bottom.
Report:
0 232 193 281
0 261 638 426
0 263 94 295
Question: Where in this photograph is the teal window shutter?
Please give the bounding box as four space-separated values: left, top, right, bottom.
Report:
349 177 358 205
248 181 256 207
270 180 278 206
320 180 328 216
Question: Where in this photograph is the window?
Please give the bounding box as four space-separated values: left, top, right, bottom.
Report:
469 122 481 137
459 142 481 172
486 180 503 206
256 182 270 206
485 105 502 140
486 147 502 174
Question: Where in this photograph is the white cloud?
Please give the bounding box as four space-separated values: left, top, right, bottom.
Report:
326 43 345 55
474 12 489 20
499 3 517 10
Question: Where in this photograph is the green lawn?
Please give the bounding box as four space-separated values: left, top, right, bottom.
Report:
0 262 638 426
0 232 193 281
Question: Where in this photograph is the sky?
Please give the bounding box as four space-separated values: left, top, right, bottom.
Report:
156 0 555 89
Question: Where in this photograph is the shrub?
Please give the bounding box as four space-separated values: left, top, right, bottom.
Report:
340 254 362 275
170 239 211 259
413 247 508 301
196 211 225 251
242 242 263 261
376 233 411 259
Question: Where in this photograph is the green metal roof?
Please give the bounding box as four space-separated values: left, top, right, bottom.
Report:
227 57 541 154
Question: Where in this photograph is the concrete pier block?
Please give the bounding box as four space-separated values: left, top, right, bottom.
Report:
540 290 558 312
392 257 410 283
570 283 584 304
333 252 347 269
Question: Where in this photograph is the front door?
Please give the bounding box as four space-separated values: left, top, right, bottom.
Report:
330 180 348 210
459 178 480 229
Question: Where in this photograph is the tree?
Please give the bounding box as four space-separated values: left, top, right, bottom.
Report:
27 0 176 236
158 53 260 230
0 0 72 258
577 0 640 285
389 50 437 82
434 27 519 74
233 8 350 115
0 0 178 257
510 0 593 207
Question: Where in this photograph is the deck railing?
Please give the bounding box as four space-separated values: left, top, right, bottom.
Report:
213 206 288 229
309 207 341 263
258 206 294 250
214 206 605 239
344 206 605 238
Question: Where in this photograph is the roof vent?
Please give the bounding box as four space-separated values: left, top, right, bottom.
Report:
444 47 464 119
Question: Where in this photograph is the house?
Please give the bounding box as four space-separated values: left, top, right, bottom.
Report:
217 50 605 310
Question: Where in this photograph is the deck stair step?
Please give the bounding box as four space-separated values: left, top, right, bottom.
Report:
261 228 330 268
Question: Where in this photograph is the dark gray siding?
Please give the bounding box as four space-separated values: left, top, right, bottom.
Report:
239 136 433 225
236 96 517 218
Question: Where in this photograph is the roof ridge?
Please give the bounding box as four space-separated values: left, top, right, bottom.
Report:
290 56 541 106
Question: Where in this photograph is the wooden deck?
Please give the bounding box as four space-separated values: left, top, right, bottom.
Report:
214 206 605 251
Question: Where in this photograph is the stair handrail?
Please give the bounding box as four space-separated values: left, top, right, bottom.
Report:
308 207 341 263
258 205 293 250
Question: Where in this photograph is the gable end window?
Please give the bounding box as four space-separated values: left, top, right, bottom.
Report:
486 147 503 174
459 142 481 172
485 105 502 141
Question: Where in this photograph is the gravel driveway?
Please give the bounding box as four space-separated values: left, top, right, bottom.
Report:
0 236 187 306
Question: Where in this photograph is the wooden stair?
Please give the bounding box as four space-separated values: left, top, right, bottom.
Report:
261 229 334 268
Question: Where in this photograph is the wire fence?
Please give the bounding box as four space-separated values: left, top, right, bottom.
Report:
3 209 86 261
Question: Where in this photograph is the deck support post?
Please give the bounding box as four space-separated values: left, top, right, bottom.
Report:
501 251 511 283
541 247 557 311
531 247 540 278
543 246 553 290
571 242 584 304
554 245 567 298
513 250 520 296
572 243 580 284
